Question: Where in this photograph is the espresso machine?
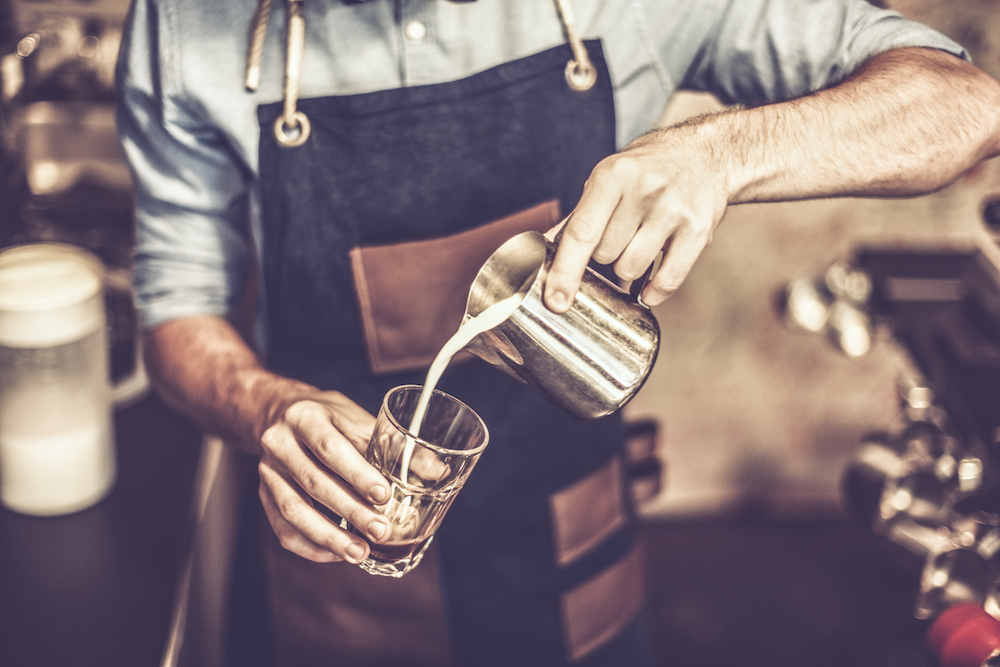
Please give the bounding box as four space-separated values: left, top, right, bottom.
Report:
783 200 1000 667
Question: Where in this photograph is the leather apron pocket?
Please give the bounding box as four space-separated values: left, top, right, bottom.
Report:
349 200 560 375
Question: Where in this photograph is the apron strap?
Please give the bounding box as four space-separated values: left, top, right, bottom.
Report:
274 0 311 147
246 0 596 145
553 0 597 91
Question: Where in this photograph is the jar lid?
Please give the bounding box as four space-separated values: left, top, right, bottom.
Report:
0 243 103 312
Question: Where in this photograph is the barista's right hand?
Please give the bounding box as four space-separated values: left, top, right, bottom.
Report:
257 391 391 564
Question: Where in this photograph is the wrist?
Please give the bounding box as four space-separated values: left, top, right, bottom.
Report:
678 108 753 205
240 369 319 444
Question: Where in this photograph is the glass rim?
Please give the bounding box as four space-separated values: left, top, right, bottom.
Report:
382 384 489 456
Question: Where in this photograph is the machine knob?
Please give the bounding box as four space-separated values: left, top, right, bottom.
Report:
927 604 1000 667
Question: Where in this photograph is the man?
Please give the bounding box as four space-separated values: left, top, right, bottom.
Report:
116 0 1000 665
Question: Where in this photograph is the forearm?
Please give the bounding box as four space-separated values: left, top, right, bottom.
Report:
715 47 1000 202
144 315 318 455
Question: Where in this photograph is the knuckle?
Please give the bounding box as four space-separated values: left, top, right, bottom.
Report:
562 221 602 247
589 156 632 195
283 401 309 422
312 435 339 461
324 534 345 553
276 495 302 521
326 542 350 560
299 469 323 495
667 210 710 243
685 220 714 247
259 427 280 454
651 267 683 293
591 154 618 178
637 170 666 195
604 153 634 179
664 200 694 224
346 505 372 531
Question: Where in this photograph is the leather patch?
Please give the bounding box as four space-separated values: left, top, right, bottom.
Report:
560 545 644 661
349 200 560 375
549 456 627 567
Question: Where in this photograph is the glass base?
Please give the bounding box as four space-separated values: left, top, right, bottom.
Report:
357 541 431 578
340 517 433 578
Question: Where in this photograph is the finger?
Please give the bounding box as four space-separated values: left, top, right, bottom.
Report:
642 229 710 305
613 219 666 284
283 401 389 505
544 173 622 313
261 422 390 543
258 462 371 563
259 477 343 563
591 188 650 269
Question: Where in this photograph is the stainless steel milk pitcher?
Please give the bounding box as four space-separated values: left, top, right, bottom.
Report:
464 231 660 420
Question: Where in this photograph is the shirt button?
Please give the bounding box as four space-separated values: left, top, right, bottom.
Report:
404 20 426 42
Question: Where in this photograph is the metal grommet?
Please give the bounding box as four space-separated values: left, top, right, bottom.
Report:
565 59 597 91
273 111 311 147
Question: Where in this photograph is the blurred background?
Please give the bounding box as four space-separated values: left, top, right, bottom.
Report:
1 0 999 665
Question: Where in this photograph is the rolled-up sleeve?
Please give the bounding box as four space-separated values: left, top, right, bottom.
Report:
116 0 252 330
673 0 970 106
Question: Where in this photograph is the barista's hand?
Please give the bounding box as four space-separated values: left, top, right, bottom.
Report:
258 391 391 563
544 124 730 313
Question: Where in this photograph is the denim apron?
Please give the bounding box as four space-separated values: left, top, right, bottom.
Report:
255 26 650 666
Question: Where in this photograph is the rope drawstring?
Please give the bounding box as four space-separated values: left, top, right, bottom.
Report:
553 0 596 91
244 0 273 91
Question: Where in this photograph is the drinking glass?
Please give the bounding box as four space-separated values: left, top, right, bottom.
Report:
342 384 488 577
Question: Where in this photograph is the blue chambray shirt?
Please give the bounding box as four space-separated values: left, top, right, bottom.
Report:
115 0 966 342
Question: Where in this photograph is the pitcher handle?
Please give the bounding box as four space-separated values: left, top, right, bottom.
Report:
111 333 150 409
627 253 661 308
105 269 151 410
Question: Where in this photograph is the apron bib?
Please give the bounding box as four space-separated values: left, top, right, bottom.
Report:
257 38 650 667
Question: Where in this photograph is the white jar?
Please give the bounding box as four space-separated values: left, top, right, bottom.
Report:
0 243 116 515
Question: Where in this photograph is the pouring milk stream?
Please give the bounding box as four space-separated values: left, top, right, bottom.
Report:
399 281 531 485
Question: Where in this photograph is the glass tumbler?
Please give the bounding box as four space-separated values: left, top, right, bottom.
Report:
343 384 488 577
